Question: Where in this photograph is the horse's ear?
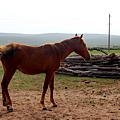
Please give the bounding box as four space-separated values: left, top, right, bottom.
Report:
75 33 78 36
80 34 83 38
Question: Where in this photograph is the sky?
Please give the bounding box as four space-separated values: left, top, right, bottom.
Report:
0 0 120 35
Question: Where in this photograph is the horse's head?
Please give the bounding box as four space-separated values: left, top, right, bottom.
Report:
74 34 90 61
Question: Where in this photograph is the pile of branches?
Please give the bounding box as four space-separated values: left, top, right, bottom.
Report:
56 53 120 78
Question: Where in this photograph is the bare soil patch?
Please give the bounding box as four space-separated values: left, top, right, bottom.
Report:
0 82 120 120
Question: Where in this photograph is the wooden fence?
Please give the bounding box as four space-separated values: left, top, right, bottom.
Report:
56 53 120 78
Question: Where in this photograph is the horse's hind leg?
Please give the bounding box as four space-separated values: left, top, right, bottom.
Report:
1 69 16 112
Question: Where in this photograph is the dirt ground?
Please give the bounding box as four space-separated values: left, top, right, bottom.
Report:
0 82 120 120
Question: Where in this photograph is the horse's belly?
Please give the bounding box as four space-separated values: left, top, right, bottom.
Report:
17 65 45 75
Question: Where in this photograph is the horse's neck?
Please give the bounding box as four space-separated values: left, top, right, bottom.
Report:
55 39 75 62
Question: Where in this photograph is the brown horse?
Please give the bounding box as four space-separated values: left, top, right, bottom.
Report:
0 34 90 112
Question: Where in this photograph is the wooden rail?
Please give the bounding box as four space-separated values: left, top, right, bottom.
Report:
56 53 120 78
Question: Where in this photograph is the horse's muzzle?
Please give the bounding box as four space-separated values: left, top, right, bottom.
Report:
85 55 90 61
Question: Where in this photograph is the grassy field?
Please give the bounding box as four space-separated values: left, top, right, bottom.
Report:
70 49 120 56
89 49 120 55
0 64 119 91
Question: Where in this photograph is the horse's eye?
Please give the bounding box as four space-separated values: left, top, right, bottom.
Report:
83 43 86 46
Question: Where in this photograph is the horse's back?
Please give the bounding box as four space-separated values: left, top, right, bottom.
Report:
0 43 61 75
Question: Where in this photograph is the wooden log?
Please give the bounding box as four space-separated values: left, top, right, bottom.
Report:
88 74 120 79
56 54 120 78
67 66 120 71
90 70 120 76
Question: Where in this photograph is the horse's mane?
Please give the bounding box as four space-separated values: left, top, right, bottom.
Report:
52 37 76 53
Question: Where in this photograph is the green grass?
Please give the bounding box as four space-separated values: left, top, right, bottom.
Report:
9 71 45 91
89 49 120 55
0 69 118 91
70 49 120 56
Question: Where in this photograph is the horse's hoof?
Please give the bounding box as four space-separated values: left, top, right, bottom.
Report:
7 106 13 112
53 104 57 107
42 107 47 110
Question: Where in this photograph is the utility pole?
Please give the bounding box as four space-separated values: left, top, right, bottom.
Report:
108 13 111 51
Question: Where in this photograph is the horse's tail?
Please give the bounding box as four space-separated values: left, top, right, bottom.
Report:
0 43 19 60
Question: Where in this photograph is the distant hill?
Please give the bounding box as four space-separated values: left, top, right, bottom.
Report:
0 33 120 47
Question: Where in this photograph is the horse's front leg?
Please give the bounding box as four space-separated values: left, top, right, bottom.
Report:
40 72 54 110
40 80 49 110
49 75 57 107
